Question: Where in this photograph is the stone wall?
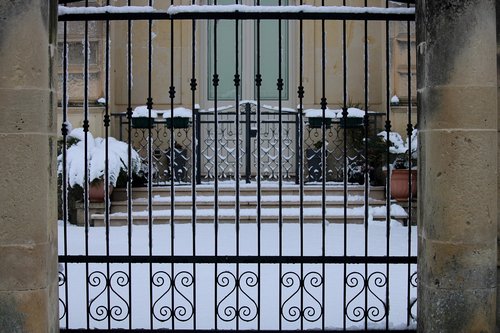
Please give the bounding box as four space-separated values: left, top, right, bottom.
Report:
497 1 500 330
418 0 497 332
0 0 59 331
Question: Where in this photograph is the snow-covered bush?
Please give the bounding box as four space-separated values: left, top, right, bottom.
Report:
377 129 418 169
58 128 141 188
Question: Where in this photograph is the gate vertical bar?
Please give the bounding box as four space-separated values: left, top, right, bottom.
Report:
320 3 327 330
363 1 370 329
146 1 154 328
234 12 241 331
406 1 414 325
384 0 392 330
342 0 348 329
297 5 304 330
245 103 251 184
255 7 262 330
212 10 219 329
126 1 133 328
277 1 284 329
190 9 198 330
169 3 176 329
104 3 111 328
61 16 69 329
83 2 90 327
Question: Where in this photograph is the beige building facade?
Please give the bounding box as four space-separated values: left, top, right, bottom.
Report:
57 0 416 139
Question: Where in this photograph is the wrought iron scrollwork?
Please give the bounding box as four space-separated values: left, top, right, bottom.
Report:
59 270 67 321
345 271 387 323
152 271 194 322
281 271 323 323
217 271 259 322
152 271 173 321
88 270 130 322
409 271 418 321
173 271 195 321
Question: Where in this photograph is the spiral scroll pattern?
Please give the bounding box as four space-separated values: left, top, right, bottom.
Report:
58 271 67 321
88 270 130 322
345 271 387 323
217 271 259 322
152 271 173 322
409 271 418 321
172 271 194 322
152 270 195 322
281 271 323 323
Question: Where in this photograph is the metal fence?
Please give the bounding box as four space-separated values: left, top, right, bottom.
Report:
57 1 417 331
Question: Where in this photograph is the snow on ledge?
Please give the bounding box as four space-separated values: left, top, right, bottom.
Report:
58 5 157 15
161 107 193 118
167 4 415 15
132 105 158 118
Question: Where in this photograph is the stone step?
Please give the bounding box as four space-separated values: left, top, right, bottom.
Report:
90 206 408 227
111 183 386 201
109 195 388 214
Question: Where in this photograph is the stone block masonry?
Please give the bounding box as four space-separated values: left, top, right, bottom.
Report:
0 0 59 332
417 0 498 332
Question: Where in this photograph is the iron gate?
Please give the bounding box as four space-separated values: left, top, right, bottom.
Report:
57 1 417 331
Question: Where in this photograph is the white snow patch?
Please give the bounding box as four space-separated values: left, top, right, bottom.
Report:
341 107 366 118
59 5 157 15
391 95 400 104
132 105 158 118
161 107 193 118
167 4 415 15
304 108 337 119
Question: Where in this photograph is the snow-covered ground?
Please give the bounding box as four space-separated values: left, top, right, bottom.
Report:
59 219 417 330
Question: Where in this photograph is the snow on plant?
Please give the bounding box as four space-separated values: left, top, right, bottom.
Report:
377 129 418 168
58 129 141 188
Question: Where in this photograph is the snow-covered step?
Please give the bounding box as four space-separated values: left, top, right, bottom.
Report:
111 184 386 201
110 195 387 214
91 205 408 226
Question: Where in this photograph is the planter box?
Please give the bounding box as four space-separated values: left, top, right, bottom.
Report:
166 117 190 129
340 117 363 128
132 117 155 129
308 117 332 129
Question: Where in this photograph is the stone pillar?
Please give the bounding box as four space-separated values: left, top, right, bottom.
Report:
0 1 59 332
417 0 498 332
497 2 500 331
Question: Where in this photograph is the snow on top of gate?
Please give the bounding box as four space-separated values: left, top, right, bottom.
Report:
59 4 414 16
59 5 157 15
167 4 415 15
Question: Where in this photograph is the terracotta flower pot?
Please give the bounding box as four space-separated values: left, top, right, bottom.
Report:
390 169 417 201
89 181 114 203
